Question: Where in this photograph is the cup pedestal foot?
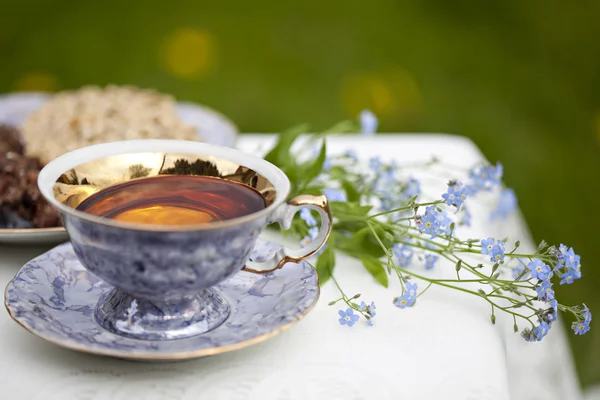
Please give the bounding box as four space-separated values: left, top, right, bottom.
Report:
94 287 230 341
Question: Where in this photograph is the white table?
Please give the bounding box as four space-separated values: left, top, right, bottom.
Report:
0 134 582 400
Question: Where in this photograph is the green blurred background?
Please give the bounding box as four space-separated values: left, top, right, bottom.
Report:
2 0 599 386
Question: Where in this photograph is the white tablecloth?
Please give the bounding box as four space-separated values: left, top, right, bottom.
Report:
0 134 581 400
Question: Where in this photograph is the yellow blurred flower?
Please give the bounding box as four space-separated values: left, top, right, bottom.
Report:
341 67 422 120
14 72 59 92
161 28 216 79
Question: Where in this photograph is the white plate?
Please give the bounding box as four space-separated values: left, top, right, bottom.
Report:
0 92 239 245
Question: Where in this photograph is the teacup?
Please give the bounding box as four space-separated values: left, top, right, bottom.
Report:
38 140 331 340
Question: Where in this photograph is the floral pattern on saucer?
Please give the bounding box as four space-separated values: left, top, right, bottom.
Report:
4 240 318 360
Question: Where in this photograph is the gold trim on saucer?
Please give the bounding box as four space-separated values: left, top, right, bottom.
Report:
0 227 65 234
4 264 320 361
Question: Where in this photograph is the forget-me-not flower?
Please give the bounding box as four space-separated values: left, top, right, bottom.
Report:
490 188 517 220
560 270 578 285
480 238 505 263
394 282 418 309
527 259 552 281
573 306 592 335
461 206 472 227
369 156 383 172
324 188 347 202
360 109 378 135
436 211 454 236
442 181 469 209
425 254 438 270
300 208 317 226
359 301 377 318
556 244 582 281
512 259 530 280
338 307 360 327
469 163 503 193
536 279 554 302
393 244 413 267
416 206 441 238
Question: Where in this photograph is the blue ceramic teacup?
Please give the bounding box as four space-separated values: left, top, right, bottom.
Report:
38 140 331 340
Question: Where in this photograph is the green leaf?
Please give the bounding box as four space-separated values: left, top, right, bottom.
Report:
263 124 309 167
361 256 389 287
323 120 359 133
329 202 373 217
341 180 361 202
298 140 327 185
315 246 335 285
337 226 391 258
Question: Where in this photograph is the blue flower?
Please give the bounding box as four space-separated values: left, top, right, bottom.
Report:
481 238 495 255
461 206 472 227
521 321 552 342
527 259 552 281
300 235 312 248
344 149 358 159
442 181 469 209
406 281 418 297
360 109 378 135
436 211 454 236
323 157 334 171
536 279 554 302
299 208 317 227
544 300 558 323
556 244 582 282
533 321 552 341
573 320 591 335
393 244 413 267
521 328 535 342
469 163 503 193
512 259 530 280
491 188 517 220
324 188 347 202
424 254 438 270
301 227 325 254
423 241 436 250
490 244 506 263
561 246 581 271
378 191 396 212
338 307 360 327
584 304 592 322
394 281 418 309
404 178 421 198
416 206 441 238
558 244 569 256
369 157 383 172
559 269 578 285
359 301 377 317
480 238 505 263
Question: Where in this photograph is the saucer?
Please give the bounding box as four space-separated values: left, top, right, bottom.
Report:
4 240 319 360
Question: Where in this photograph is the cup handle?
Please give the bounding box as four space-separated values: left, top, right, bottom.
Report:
242 194 332 274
